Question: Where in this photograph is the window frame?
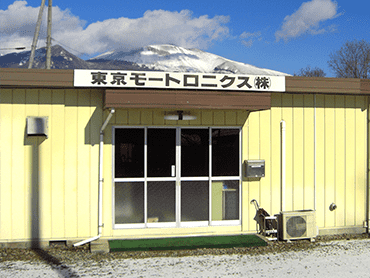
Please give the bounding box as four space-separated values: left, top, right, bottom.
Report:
112 126 242 229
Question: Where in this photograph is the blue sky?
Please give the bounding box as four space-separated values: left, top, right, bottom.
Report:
1 0 369 76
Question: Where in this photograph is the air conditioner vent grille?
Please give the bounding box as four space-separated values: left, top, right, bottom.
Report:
279 210 316 241
286 216 307 238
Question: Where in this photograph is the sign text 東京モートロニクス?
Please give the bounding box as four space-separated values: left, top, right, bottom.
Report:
74 70 285 92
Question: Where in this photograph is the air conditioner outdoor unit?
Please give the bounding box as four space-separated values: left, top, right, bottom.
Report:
278 210 316 242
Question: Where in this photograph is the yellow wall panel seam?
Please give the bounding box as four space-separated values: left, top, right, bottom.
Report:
12 89 26 239
270 94 282 215
354 98 359 224
303 96 306 210
75 90 79 236
48 91 53 238
292 101 294 211
76 91 80 236
354 97 357 225
344 96 356 226
63 90 67 237
334 96 336 227
292 94 304 211
7 90 13 239
282 94 293 211
302 97 305 210
324 96 328 227
269 109 274 214
64 89 79 237
59 89 67 238
343 97 346 226
334 95 345 227
88 91 92 236
88 90 93 236
259 111 261 202
324 95 336 228
354 96 366 225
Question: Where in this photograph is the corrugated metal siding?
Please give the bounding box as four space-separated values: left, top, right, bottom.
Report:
0 88 103 241
242 93 367 232
107 109 249 127
1 88 368 240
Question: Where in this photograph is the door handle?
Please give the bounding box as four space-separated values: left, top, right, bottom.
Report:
171 165 176 177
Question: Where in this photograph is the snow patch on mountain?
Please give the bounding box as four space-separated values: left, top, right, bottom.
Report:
90 44 288 75
1 44 289 74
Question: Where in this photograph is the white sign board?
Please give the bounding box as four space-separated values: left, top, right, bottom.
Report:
74 70 285 92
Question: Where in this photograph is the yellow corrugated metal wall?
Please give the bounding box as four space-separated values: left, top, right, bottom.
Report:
242 93 368 232
0 88 103 242
1 88 368 241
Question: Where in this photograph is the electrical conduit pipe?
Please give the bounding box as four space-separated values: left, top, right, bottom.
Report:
74 108 115 247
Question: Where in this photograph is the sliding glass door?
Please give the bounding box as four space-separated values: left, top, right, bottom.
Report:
113 127 241 228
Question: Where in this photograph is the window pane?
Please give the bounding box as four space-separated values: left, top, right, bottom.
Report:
211 180 239 221
115 129 144 178
147 129 176 177
212 129 239 176
181 181 209 221
147 181 175 222
115 182 144 224
181 129 209 177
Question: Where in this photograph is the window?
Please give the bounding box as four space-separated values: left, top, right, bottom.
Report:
113 127 241 228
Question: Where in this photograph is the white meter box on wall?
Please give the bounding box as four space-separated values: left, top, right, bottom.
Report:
245 160 265 177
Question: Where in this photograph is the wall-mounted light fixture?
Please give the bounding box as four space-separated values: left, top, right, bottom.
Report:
164 111 197 121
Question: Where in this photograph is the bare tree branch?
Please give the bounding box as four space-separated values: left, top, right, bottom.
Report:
294 66 326 77
328 39 370 78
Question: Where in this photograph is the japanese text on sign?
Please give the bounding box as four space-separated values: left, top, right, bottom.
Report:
74 70 285 92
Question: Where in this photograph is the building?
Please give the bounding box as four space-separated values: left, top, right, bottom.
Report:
1 68 370 248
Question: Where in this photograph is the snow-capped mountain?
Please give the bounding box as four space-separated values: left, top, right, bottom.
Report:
0 45 149 70
0 45 88 69
90 44 288 75
1 44 288 75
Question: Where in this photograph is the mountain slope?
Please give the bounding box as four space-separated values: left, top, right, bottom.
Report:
0 45 150 70
1 44 288 75
0 45 88 69
89 44 288 75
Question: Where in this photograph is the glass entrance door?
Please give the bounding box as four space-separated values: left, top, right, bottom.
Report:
113 127 241 228
180 128 209 225
147 128 176 226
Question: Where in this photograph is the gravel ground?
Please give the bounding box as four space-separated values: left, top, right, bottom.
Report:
0 234 369 277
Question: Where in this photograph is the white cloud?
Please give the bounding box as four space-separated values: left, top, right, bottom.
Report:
240 31 261 39
0 1 229 56
239 31 262 48
275 0 340 42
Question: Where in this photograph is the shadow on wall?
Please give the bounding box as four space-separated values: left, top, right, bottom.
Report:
24 132 79 278
84 105 103 146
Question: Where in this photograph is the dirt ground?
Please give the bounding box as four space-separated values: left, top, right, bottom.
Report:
1 234 370 277
0 233 368 263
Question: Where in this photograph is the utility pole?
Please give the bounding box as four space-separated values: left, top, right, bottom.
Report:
45 0 52 69
28 0 46 69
